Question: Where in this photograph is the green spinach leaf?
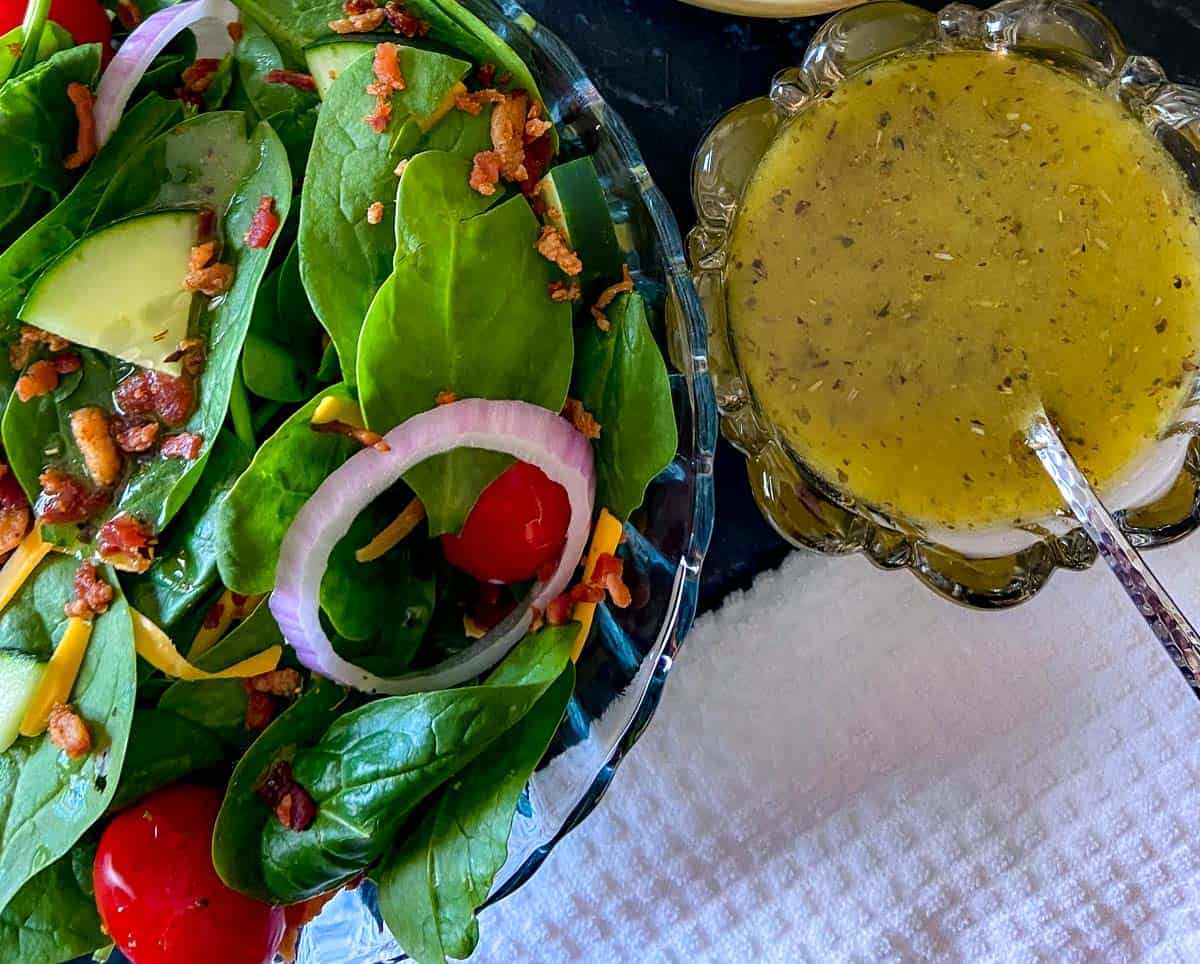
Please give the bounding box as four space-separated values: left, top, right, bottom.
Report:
376 667 573 964
258 624 575 902
212 677 348 901
216 384 360 595
265 104 318 180
0 836 107 964
123 430 253 630
0 20 73 86
357 150 573 534
0 44 101 201
572 291 677 520
0 94 182 344
235 17 319 117
0 557 136 913
107 708 227 811
298 47 469 380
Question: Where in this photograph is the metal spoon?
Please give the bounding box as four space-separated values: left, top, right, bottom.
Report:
1026 413 1200 692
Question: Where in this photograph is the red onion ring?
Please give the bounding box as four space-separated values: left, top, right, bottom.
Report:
94 0 238 146
269 399 595 695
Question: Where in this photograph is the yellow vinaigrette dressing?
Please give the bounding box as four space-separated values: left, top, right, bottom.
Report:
728 50 1200 532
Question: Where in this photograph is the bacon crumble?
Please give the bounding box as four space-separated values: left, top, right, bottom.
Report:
366 201 384 225
48 703 91 759
590 264 635 332
245 196 280 249
160 433 204 461
310 420 390 452
114 369 195 426
64 83 97 170
37 469 108 525
185 241 235 296
257 760 317 831
0 469 30 557
247 669 303 697
181 58 221 95
15 360 60 401
477 63 497 86
435 389 458 405
535 225 583 277
548 280 581 303
489 91 529 183
591 552 632 608
562 398 601 440
112 415 160 454
383 1 429 37
364 43 406 133
9 326 70 370
65 561 114 619
329 7 386 33
162 337 206 377
226 20 243 42
97 514 155 573
264 69 317 91
116 0 143 29
468 150 502 196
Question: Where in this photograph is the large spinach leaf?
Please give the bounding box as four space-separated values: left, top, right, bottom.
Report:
357 150 573 534
107 708 227 811
212 677 348 901
0 94 182 340
0 44 101 201
123 430 252 630
157 600 286 745
0 558 137 913
0 837 106 964
42 113 292 536
258 625 575 902
298 48 468 380
376 667 573 964
215 383 359 595
572 291 677 520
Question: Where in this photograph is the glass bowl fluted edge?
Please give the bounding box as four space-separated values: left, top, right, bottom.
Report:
292 2 719 961
689 0 1200 610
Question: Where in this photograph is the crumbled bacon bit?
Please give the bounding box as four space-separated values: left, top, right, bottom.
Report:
525 115 552 142
181 57 220 95
589 264 634 334
162 337 206 377
97 514 155 573
364 98 392 133
65 561 113 619
52 352 81 374
245 196 280 249
590 552 631 608
490 91 529 182
185 241 235 296
548 280 581 303
545 582 605 625
454 87 505 116
116 0 142 28
264 69 317 91
197 206 218 244
477 63 497 86
114 369 194 426
9 326 69 370
343 0 376 12
48 703 90 759
562 398 601 439
518 132 553 195
257 760 316 831
363 42 405 133
435 389 457 405
71 407 123 487
15 360 60 401
329 7 385 32
310 420 390 452
112 415 159 454
64 83 97 171
366 201 384 225
497 71 512 86
0 469 30 556
160 433 204 461
535 225 583 277
203 600 224 630
226 21 243 42
37 469 107 525
248 669 303 697
383 1 429 37
468 150 502 196
243 689 276 730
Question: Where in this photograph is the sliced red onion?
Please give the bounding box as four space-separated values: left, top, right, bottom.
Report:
270 399 595 695
95 0 239 146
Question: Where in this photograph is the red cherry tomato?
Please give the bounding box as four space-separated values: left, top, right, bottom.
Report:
94 784 285 964
0 0 113 65
441 460 571 584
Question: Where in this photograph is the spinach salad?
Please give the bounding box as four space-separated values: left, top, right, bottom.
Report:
0 0 677 959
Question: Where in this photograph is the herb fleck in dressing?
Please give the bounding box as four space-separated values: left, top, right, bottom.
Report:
728 50 1200 530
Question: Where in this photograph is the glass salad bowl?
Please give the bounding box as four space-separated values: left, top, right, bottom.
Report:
689 0 1200 609
291 2 717 959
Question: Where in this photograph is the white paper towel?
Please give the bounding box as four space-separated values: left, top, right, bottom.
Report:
475 540 1200 962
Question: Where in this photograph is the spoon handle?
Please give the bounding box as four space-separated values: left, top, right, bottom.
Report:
1027 416 1200 691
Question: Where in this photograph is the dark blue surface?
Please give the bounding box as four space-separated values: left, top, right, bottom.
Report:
520 0 1200 613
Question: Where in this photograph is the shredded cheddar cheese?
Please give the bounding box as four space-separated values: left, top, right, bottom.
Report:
132 608 282 681
311 395 366 429
19 617 92 737
187 590 262 659
356 498 425 562
0 529 53 614
571 509 623 661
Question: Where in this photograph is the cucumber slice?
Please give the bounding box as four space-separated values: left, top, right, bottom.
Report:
305 41 468 130
0 652 47 752
536 157 623 286
20 210 198 375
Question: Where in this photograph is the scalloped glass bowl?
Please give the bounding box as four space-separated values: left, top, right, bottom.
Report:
690 0 1200 608
292 2 718 960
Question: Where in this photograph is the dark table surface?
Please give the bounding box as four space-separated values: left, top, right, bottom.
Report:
519 0 1200 613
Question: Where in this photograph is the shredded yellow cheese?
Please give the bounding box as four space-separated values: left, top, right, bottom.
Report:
570 509 623 662
357 498 425 563
19 617 92 737
311 395 366 429
187 590 262 659
0 529 53 615
132 608 282 681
